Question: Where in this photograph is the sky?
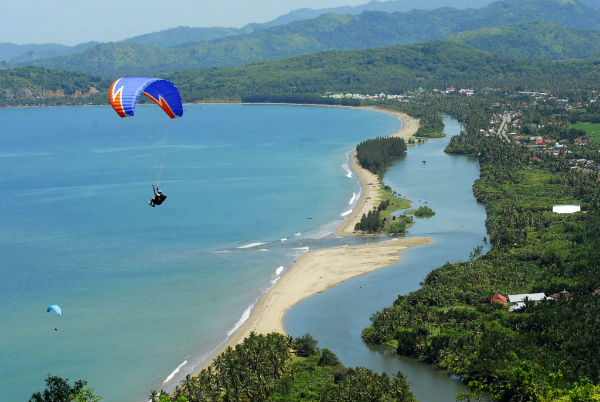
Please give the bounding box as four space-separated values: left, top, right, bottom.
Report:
1 0 370 46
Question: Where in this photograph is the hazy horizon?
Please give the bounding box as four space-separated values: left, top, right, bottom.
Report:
1 0 370 46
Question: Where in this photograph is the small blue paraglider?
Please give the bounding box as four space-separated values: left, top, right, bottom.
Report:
47 305 62 317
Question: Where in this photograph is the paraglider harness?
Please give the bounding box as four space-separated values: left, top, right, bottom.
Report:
149 185 167 207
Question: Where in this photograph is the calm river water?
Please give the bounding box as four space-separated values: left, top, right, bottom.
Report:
286 116 488 401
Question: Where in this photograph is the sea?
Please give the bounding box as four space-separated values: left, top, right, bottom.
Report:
1 104 408 401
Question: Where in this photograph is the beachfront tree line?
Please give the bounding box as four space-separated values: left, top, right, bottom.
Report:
150 332 415 402
29 375 101 402
355 137 407 178
362 96 600 401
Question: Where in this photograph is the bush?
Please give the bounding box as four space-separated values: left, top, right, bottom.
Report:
318 348 341 366
292 333 319 357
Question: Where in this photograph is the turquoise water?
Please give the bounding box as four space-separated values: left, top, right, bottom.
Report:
286 117 488 401
0 104 402 401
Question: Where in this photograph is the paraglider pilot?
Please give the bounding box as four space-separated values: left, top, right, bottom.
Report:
148 185 167 207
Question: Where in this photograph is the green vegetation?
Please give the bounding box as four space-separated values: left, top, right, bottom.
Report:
353 136 414 235
447 21 600 60
8 36 600 107
356 137 407 178
0 66 108 106
362 101 600 400
167 41 600 102
355 199 414 234
415 111 445 138
157 332 416 402
30 375 101 402
570 122 600 145
412 206 435 218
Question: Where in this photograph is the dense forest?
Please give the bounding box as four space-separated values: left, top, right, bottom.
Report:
446 21 600 61
356 137 407 177
7 38 600 107
155 332 416 402
362 96 600 401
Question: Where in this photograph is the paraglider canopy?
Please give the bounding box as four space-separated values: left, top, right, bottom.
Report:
109 77 183 119
47 305 62 316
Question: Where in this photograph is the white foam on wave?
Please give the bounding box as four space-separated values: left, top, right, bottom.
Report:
294 246 310 251
340 209 353 217
271 277 280 285
275 266 284 276
237 242 267 249
227 304 254 337
92 145 162 154
348 192 358 205
280 238 288 242
294 232 301 237
163 360 188 383
342 159 353 178
0 151 52 158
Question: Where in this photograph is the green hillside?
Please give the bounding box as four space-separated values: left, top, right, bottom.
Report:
167 41 600 101
123 26 250 47
0 66 108 105
5 40 600 106
448 20 600 60
18 0 600 77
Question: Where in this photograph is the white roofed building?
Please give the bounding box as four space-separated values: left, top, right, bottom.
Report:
552 205 581 214
508 293 548 311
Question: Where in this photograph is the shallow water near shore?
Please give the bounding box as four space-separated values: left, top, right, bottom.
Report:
285 116 488 401
0 104 400 401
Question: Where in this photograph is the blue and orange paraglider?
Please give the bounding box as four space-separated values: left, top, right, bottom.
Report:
108 77 183 119
108 77 183 206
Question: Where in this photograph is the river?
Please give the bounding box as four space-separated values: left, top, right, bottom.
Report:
285 116 488 401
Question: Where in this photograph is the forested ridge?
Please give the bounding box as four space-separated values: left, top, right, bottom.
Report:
7 39 600 106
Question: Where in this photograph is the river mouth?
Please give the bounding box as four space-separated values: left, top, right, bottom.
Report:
285 116 489 402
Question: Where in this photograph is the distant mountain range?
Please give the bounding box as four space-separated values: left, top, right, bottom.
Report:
3 0 599 77
0 42 99 63
0 0 496 62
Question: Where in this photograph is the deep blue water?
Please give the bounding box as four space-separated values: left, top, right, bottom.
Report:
0 104 403 401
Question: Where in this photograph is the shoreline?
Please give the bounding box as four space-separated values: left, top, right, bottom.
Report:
336 109 419 235
191 106 427 377
199 237 432 370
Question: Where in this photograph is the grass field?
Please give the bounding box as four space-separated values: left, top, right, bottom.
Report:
570 122 600 144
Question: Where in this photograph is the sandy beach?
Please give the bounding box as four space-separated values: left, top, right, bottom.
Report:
209 237 431 358
196 107 426 373
336 109 419 235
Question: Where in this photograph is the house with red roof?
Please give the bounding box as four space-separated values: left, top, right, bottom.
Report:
490 294 508 305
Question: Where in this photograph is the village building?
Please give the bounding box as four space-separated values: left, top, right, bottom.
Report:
550 290 573 299
508 293 548 311
552 205 581 214
490 293 508 305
